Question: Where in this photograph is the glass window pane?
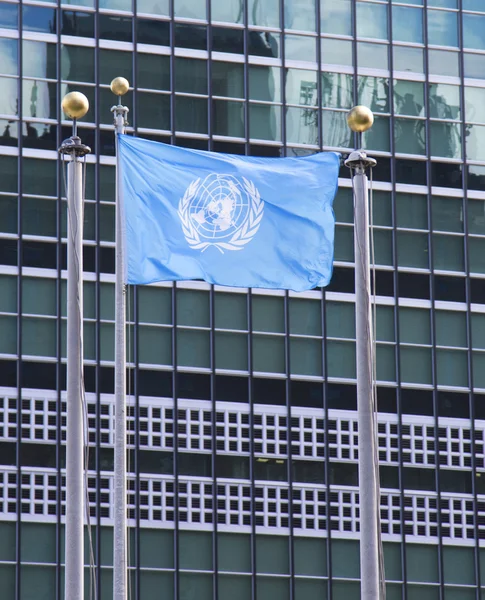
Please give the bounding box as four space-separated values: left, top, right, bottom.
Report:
284 34 316 61
400 346 432 385
471 314 485 350
397 231 429 268
286 69 317 106
290 337 322 376
0 3 18 29
0 276 17 313
433 234 464 272
22 81 56 120
334 226 354 262
248 0 280 27
0 195 17 234
465 87 485 124
322 73 353 109
358 77 389 113
321 38 353 67
177 329 210 368
249 66 281 102
289 298 321 335
322 110 352 148
138 287 171 324
436 311 467 347
463 13 485 51
334 188 353 224
99 49 132 85
212 62 244 98
211 0 244 23
23 158 57 197
0 316 17 354
357 2 388 39
396 193 428 229
285 0 316 32
469 237 485 274
395 119 426 155
376 306 395 342
179 573 213 600
392 6 423 43
214 293 247 330
320 0 351 36
177 290 209 327
430 122 461 159
429 84 460 120
137 54 170 91
218 575 251 600
464 53 485 79
393 46 424 74
399 308 430 344
253 334 285 373
23 41 56 79
437 349 468 387
23 6 57 34
175 57 207 94
372 191 392 227
253 296 284 333
174 0 206 19
215 332 248 370
138 326 171 365
326 302 355 339
137 92 171 130
357 41 389 69
428 49 459 77
286 107 318 144
22 317 56 357
427 9 457 46
249 104 281 141
431 196 463 233
137 0 169 15
61 45 94 83
175 96 208 134
23 279 56 316
363 115 390 152
326 340 356 379
394 80 424 116
376 345 396 382
0 76 17 119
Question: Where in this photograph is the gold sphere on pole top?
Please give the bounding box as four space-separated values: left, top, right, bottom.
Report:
110 77 130 96
61 91 89 120
347 105 374 133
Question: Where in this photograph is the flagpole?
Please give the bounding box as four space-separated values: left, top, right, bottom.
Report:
59 92 90 600
345 106 380 599
111 76 130 600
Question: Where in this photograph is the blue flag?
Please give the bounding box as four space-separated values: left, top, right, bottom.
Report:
118 134 339 292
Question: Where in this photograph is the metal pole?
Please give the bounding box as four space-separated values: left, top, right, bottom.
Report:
345 144 380 598
111 77 130 600
59 93 90 600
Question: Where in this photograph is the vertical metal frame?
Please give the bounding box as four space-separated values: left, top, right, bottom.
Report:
247 289 257 600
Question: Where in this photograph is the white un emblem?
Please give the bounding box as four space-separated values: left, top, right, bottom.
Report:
178 174 264 253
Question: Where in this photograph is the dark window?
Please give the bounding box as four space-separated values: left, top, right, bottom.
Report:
401 388 433 416
377 387 396 413
100 247 115 274
211 27 244 54
329 462 358 486
431 161 462 188
467 165 485 191
440 469 472 494
174 24 207 50
395 159 427 185
292 460 325 484
215 375 248 403
398 272 430 300
403 467 436 491
290 380 323 408
0 2 18 29
23 5 57 34
174 136 208 151
474 393 485 420
137 18 170 46
61 10 95 37
178 452 211 476
326 384 356 410
0 361 16 387
177 372 211 400
434 275 466 302
23 125 57 151
248 31 279 58
0 239 18 266
213 141 246 155
253 378 286 406
137 450 173 475
23 241 57 269
0 442 16 466
99 366 115 394
371 157 391 183
372 270 394 297
438 391 469 418
99 14 132 42
471 278 485 304
254 458 287 481
137 369 172 397
249 144 281 157
83 365 96 393
99 130 116 157
21 443 56 468
21 361 57 390
380 466 399 489
326 267 355 294
216 455 250 479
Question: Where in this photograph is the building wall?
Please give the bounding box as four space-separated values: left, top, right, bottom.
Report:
0 0 485 598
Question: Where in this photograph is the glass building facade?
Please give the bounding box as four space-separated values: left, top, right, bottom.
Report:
1 0 485 597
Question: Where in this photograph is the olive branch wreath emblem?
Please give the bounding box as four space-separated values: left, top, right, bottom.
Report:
178 176 264 253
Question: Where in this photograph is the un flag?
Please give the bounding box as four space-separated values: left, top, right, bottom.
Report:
118 134 339 292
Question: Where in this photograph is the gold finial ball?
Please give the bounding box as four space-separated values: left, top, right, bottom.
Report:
61 91 89 120
347 105 374 133
110 77 130 96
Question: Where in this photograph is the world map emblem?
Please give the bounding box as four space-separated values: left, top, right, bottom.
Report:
178 174 264 253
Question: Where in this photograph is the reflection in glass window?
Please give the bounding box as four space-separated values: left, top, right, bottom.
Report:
394 80 424 116
61 10 95 38
393 46 424 74
320 0 351 36
322 73 353 109
286 107 318 145
248 31 280 58
213 100 245 137
427 9 457 47
321 110 352 148
285 0 316 32
0 77 18 118
249 66 281 102
464 0 485 10
363 116 390 152
61 45 94 83
137 0 169 16
357 42 388 70
174 0 206 19
322 38 353 66
284 34 316 62
463 14 485 51
429 84 460 120
211 0 243 23
0 3 18 29
286 69 317 106
137 54 170 91
357 2 388 40
429 122 461 159
358 77 389 114
99 0 132 9
428 49 459 77
392 6 423 44
248 0 280 28
466 125 485 161
22 81 56 121
249 104 281 141
395 119 426 155
0 39 17 76
464 87 485 124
